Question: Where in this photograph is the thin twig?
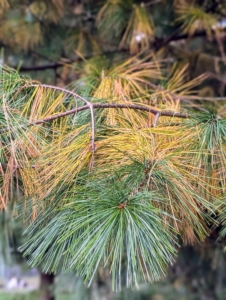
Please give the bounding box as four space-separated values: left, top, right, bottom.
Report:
30 103 188 126
19 63 64 71
153 112 160 127
180 95 226 101
12 29 219 72
30 83 90 106
144 0 162 6
147 80 226 104
30 84 96 163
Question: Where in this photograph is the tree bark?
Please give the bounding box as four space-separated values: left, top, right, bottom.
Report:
38 272 55 300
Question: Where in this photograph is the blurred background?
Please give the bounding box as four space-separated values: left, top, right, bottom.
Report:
1 0 226 299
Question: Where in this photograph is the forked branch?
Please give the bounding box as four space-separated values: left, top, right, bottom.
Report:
31 103 188 125
31 84 96 158
29 84 188 127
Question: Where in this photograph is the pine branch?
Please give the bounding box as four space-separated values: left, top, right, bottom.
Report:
144 0 162 6
23 82 190 128
15 49 129 72
30 103 188 125
31 84 96 156
27 81 226 126
19 63 63 71
148 80 226 103
15 31 218 72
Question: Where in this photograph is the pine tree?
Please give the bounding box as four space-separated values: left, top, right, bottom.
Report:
0 0 226 296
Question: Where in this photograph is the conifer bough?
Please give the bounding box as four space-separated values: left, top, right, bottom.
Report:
1 60 226 291
1 0 226 294
31 83 188 125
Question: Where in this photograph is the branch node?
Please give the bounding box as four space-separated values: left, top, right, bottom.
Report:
153 112 160 127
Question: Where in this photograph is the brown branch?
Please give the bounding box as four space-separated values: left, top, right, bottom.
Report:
14 30 219 72
144 0 162 6
31 84 96 152
30 103 188 126
27 80 226 128
147 79 226 117
14 49 129 72
179 95 226 101
154 28 225 52
19 63 64 71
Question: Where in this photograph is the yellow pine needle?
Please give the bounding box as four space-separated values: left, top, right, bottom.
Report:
14 22 43 51
32 127 92 199
119 4 154 54
175 2 218 38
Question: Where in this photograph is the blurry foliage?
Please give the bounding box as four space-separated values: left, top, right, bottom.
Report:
175 1 218 37
1 0 226 295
